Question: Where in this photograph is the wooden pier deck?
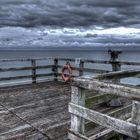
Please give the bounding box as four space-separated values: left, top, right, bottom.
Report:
0 56 139 140
0 81 71 140
0 80 134 140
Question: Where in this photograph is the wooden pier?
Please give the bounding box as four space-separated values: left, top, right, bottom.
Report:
0 51 140 140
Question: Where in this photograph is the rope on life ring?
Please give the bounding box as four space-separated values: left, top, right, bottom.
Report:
61 63 72 82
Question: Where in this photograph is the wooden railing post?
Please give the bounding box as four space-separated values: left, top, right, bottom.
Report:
132 101 140 139
109 50 122 83
31 59 36 84
53 58 58 81
108 50 123 107
79 60 84 76
69 86 85 140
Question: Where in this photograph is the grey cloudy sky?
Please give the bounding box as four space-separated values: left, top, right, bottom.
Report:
0 0 140 28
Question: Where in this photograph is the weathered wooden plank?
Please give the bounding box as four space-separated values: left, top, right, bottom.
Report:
0 82 70 140
0 57 140 66
0 73 53 81
89 127 128 140
73 78 140 101
69 86 85 140
0 58 36 62
0 105 48 140
108 51 123 106
37 73 53 78
0 65 53 72
45 121 69 140
82 59 140 66
36 65 53 69
31 59 36 84
0 66 33 72
0 57 53 62
0 83 70 111
56 58 75 62
69 129 90 140
85 105 131 139
95 70 140 80
0 75 32 81
131 101 140 139
81 68 109 73
69 103 137 138
89 128 113 140
79 60 84 76
118 61 140 66
86 105 132 139
53 58 58 81
58 65 109 73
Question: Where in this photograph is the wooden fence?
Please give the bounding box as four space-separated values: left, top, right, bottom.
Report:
0 50 140 86
69 69 140 140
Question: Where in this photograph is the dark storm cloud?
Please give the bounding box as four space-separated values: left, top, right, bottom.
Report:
0 0 140 27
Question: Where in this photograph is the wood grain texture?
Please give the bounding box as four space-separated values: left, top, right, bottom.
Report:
0 81 71 140
69 103 137 138
73 78 140 101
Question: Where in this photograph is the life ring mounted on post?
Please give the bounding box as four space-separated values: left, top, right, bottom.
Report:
61 62 72 82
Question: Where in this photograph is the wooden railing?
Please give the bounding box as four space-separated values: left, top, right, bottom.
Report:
0 58 53 84
69 70 140 140
0 51 139 86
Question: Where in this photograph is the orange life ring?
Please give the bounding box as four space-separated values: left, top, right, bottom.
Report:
61 63 72 82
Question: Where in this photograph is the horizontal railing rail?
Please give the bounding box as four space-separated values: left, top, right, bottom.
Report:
95 69 140 80
0 65 53 72
0 57 140 66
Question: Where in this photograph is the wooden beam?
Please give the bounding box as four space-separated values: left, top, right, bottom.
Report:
0 66 33 72
0 75 32 81
0 57 140 66
95 70 140 80
0 65 53 72
69 86 85 140
31 59 36 84
73 78 140 101
0 57 54 62
53 58 58 81
69 103 137 138
0 73 53 81
79 60 84 76
85 104 131 139
36 73 53 78
109 50 121 83
82 59 140 66
89 128 113 140
131 101 140 139
69 129 90 140
57 65 110 73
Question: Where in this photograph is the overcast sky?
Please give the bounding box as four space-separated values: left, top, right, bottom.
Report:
0 0 140 49
0 0 140 28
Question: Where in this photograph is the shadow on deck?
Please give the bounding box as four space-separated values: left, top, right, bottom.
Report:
0 81 71 140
